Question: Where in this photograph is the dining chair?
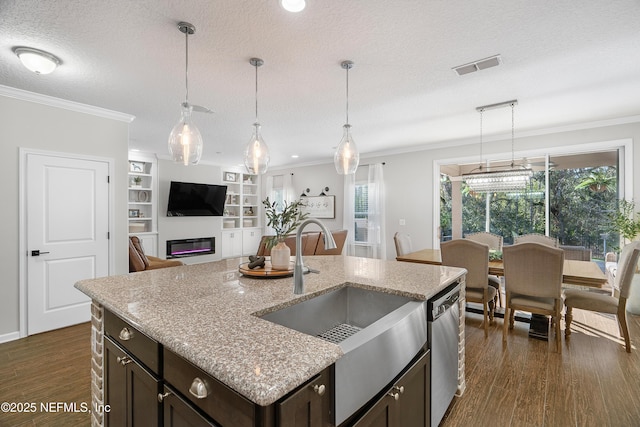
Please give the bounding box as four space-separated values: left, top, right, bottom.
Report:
466 231 504 306
514 233 559 247
502 242 565 352
441 239 497 337
394 232 413 257
564 241 640 352
465 231 503 251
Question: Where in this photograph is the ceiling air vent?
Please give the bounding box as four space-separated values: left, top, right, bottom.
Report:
452 54 501 76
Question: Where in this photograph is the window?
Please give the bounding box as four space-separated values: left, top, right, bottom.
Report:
440 149 620 260
354 183 368 242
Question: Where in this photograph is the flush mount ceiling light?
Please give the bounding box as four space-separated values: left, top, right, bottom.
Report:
280 0 306 12
463 100 533 193
334 60 360 175
452 54 501 76
168 22 204 166
244 58 270 175
13 47 60 74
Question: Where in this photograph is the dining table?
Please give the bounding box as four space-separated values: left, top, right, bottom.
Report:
396 248 608 288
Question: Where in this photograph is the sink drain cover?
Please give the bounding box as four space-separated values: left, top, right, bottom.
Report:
317 323 362 344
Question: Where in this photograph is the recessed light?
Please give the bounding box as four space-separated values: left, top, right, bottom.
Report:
13 46 60 74
291 154 299 158
280 0 306 13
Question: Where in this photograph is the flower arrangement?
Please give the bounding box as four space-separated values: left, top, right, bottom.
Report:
262 197 309 249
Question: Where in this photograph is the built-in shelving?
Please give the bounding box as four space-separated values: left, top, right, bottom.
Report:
221 170 261 257
128 153 158 255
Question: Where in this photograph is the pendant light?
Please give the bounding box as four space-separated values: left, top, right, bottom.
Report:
463 100 532 193
334 60 359 175
168 22 203 166
244 58 270 175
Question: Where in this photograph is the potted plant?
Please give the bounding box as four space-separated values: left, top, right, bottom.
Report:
132 176 142 187
575 168 616 193
610 199 640 314
611 199 640 242
262 197 309 270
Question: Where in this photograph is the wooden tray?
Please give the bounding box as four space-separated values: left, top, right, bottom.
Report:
239 260 302 278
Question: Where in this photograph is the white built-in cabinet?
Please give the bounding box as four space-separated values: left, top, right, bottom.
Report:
128 153 157 256
221 170 262 258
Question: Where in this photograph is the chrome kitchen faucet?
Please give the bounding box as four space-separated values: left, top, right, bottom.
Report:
293 219 337 294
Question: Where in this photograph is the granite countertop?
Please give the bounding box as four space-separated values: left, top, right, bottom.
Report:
75 255 464 406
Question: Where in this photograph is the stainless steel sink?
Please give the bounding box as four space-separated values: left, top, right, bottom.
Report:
259 285 428 425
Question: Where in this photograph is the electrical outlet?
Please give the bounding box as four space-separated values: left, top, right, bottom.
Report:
399 219 406 226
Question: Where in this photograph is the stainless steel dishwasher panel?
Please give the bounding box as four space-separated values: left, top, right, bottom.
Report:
428 282 460 427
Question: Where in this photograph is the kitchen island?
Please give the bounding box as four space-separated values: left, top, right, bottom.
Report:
75 255 466 426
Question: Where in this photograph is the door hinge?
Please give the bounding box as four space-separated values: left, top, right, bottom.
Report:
107 175 110 183
107 232 110 239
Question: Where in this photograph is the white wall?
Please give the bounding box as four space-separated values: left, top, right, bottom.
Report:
157 159 224 264
264 120 640 260
0 94 130 338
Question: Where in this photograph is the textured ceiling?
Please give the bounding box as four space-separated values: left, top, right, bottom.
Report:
2 0 640 169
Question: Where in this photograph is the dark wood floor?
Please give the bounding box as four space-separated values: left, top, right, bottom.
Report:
0 323 91 427
1 307 639 427
442 307 640 427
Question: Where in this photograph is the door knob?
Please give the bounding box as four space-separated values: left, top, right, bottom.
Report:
31 250 50 256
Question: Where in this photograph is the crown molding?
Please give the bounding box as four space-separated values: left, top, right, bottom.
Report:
0 84 135 123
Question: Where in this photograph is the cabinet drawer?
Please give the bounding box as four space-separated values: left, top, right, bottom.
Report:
104 310 161 375
163 348 255 427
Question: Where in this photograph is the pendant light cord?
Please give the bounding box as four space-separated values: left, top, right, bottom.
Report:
479 108 484 170
184 29 189 104
255 62 259 123
345 65 350 125
511 102 515 167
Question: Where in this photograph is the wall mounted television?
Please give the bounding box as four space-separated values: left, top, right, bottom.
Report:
167 181 228 217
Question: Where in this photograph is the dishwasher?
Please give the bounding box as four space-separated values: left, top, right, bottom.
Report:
427 281 461 427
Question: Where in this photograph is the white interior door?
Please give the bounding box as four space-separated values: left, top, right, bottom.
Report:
26 152 109 335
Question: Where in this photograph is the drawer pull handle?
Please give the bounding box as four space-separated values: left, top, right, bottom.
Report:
158 392 171 403
312 384 326 396
387 391 400 401
393 385 404 394
117 356 132 366
119 327 133 341
189 377 209 399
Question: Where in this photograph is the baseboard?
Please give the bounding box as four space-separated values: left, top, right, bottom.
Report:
0 331 21 344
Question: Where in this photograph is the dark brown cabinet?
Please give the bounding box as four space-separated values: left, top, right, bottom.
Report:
351 350 430 427
161 385 217 427
277 367 334 427
103 310 429 427
104 337 161 426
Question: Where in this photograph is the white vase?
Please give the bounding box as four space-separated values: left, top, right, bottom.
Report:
270 240 291 270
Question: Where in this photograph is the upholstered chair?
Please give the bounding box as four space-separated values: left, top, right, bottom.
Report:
514 233 559 248
441 239 497 337
393 232 413 257
502 242 564 352
564 241 640 352
466 231 504 306
466 231 503 251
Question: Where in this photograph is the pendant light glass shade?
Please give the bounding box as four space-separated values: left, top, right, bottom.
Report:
168 103 203 166
244 122 270 174
169 22 203 165
334 60 359 175
244 58 269 174
334 124 359 175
